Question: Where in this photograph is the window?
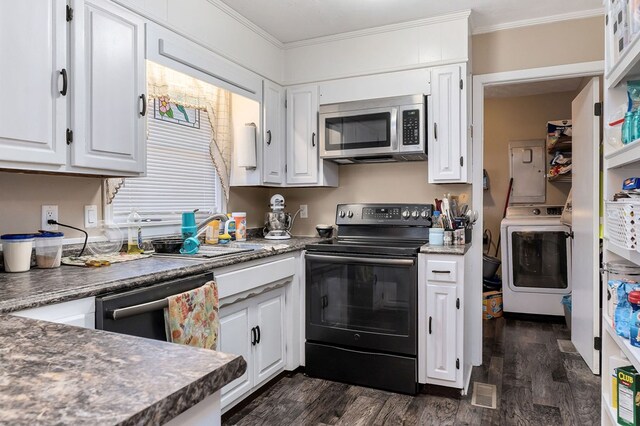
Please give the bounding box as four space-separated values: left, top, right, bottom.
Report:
111 100 222 237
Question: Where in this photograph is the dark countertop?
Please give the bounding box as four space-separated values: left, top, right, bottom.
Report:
0 237 324 314
420 243 472 255
0 314 246 425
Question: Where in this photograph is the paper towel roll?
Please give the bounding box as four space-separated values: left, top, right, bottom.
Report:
237 124 257 169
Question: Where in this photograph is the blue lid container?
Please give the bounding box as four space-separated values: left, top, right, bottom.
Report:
34 232 64 238
1 234 35 241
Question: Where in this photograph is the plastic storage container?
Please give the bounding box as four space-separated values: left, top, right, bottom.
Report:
1 234 34 273
606 261 640 338
630 290 640 348
34 231 64 269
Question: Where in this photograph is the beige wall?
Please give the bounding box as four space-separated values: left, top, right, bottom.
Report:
472 16 604 75
227 186 271 228
483 91 575 257
273 162 470 236
0 172 103 239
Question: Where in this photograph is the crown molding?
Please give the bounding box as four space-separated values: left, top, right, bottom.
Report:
472 8 604 35
204 0 285 49
282 10 472 50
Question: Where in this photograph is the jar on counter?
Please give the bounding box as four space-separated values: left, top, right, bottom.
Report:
1 234 35 273
34 231 64 268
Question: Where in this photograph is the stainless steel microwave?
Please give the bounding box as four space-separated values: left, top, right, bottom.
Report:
319 94 427 163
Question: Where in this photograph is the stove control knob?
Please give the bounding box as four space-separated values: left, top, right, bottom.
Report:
411 210 420 219
420 210 429 219
339 210 346 218
532 208 541 216
347 210 354 218
402 210 411 220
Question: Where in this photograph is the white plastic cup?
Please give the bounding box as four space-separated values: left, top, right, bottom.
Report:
34 232 64 268
429 228 445 246
1 234 35 273
232 212 247 241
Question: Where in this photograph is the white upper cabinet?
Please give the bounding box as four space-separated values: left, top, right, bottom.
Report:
286 85 319 185
428 65 469 183
70 0 146 174
0 1 67 168
262 80 285 185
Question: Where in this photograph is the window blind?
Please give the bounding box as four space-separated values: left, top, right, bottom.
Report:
112 101 220 235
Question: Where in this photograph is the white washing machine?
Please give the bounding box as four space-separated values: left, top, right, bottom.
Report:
500 205 571 316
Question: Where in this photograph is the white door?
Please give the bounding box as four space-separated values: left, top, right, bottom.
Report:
286 85 319 185
70 0 146 173
0 1 67 166
263 80 285 185
571 77 601 374
219 300 253 405
426 283 458 382
429 65 461 183
253 287 286 387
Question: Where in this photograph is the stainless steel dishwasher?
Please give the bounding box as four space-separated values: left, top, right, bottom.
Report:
95 273 212 341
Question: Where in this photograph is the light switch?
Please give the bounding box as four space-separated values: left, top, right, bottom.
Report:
84 205 98 228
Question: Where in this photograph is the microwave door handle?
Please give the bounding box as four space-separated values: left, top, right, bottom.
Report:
390 107 398 150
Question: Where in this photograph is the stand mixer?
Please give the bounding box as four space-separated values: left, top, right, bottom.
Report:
264 194 299 240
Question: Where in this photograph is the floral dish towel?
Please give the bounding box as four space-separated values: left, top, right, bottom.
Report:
164 281 219 350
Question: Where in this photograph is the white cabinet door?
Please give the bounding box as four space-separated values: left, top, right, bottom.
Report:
426 283 458 382
253 287 286 387
286 85 319 185
70 0 146 173
429 65 462 183
219 300 253 406
263 80 285 185
0 1 67 166
13 297 96 329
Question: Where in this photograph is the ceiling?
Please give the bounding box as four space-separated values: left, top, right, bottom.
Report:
484 78 584 98
218 0 602 44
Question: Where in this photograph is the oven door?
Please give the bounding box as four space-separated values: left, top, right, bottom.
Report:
305 252 417 356
507 225 572 294
319 107 398 159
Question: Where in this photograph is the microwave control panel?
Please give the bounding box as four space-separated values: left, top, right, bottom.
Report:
402 109 420 145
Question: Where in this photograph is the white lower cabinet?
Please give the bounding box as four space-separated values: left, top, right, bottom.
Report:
419 254 465 389
12 297 96 329
219 286 286 409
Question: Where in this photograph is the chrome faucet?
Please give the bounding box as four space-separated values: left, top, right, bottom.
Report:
196 213 229 233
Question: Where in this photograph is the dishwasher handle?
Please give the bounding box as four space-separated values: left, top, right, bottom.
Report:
109 298 170 320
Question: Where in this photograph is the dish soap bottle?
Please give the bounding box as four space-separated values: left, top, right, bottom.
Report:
127 209 144 254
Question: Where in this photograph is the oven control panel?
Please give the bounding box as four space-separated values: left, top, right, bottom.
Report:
336 203 433 226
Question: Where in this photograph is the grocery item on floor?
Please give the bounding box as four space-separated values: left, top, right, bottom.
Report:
482 291 503 320
34 231 64 268
1 234 34 273
617 365 640 426
612 354 632 410
561 294 572 330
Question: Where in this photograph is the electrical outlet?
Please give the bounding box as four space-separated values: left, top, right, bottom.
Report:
300 204 308 219
41 205 58 231
84 205 98 228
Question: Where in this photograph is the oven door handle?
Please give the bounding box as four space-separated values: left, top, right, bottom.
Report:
305 253 414 266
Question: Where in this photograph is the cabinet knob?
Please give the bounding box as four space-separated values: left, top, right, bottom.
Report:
59 69 68 96
139 94 147 117
266 130 272 145
312 132 316 147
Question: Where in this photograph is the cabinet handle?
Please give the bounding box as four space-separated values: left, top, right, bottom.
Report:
434 122 438 140
251 327 256 346
266 130 272 145
312 132 316 147
59 69 68 96
139 94 147 117
428 316 432 334
256 325 261 344
431 270 451 274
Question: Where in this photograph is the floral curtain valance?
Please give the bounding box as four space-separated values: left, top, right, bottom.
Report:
106 61 233 204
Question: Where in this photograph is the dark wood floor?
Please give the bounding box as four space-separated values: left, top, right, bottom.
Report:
223 317 601 425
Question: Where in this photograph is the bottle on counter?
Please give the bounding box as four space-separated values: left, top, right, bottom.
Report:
225 214 237 241
127 209 144 254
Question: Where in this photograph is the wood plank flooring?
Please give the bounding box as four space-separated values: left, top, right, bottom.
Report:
223 317 600 425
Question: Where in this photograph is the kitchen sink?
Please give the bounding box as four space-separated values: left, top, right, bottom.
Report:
152 242 267 260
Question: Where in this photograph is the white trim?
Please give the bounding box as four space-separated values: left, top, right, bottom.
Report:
470 60 604 367
282 10 472 49
473 8 604 35
204 0 284 49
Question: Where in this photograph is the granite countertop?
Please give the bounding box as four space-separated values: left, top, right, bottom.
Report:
420 242 472 255
0 237 324 314
0 314 246 425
